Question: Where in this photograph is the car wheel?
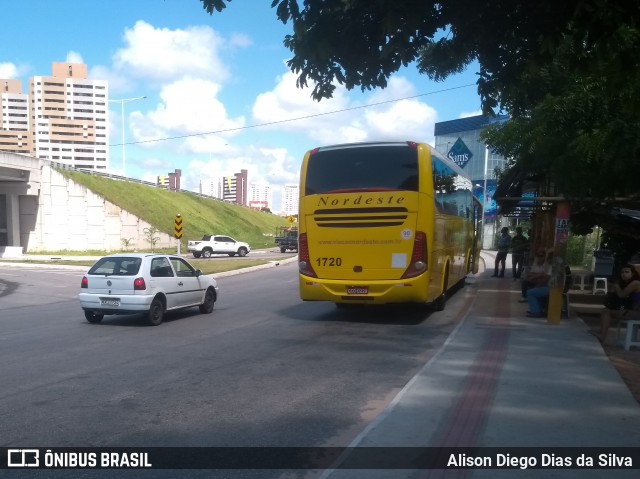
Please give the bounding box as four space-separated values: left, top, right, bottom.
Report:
202 249 212 258
84 311 104 323
280 247 286 253
147 297 164 326
199 288 216 314
237 247 248 257
193 252 201 258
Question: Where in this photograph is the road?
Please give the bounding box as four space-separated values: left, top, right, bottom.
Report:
0 263 473 478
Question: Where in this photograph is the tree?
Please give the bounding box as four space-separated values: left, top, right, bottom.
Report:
143 226 161 252
121 237 135 251
200 0 640 250
200 1 638 110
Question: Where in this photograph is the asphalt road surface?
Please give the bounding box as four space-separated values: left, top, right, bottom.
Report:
0 262 471 478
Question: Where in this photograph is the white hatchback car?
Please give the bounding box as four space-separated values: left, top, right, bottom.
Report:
79 253 219 326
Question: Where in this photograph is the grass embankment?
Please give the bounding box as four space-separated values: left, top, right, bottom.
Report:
60 169 288 250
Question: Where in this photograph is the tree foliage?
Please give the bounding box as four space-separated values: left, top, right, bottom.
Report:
200 0 640 250
201 1 638 109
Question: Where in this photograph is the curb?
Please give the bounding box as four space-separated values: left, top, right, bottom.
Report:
212 255 298 278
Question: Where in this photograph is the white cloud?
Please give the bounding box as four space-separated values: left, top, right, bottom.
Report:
113 21 230 83
252 70 349 129
0 62 20 78
252 72 438 145
65 51 84 64
179 145 298 196
89 65 130 95
129 78 246 152
229 33 252 48
363 98 437 142
459 109 482 118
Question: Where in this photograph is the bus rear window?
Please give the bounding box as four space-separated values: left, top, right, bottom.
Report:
305 145 419 195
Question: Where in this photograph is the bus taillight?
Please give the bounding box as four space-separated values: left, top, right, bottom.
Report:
298 233 317 278
401 231 427 278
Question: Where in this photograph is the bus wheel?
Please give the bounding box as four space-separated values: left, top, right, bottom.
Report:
434 266 449 311
433 292 447 311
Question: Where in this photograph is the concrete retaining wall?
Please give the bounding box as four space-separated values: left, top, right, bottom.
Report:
24 164 175 253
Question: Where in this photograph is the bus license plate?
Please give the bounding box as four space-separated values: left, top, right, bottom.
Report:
100 298 120 307
347 286 368 295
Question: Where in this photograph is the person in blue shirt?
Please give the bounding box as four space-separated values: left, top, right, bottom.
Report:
492 227 511 278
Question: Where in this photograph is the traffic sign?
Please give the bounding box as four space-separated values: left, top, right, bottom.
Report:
174 214 183 239
287 216 296 224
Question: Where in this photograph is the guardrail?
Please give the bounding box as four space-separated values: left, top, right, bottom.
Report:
47 160 228 203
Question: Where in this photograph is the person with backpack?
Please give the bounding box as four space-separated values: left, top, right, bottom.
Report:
492 227 511 278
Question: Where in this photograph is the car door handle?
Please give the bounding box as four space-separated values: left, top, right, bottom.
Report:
178 282 183 286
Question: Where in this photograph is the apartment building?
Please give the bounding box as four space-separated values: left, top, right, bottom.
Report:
0 80 31 155
248 182 272 210
198 170 251 205
0 63 109 170
281 184 299 216
157 169 182 191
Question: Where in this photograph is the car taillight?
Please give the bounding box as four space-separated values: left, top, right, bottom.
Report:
133 277 146 290
401 231 428 279
298 233 317 278
81 276 88 288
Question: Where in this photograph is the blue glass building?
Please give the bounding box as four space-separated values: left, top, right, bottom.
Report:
434 114 509 220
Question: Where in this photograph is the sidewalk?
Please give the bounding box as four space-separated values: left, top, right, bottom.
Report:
323 250 640 478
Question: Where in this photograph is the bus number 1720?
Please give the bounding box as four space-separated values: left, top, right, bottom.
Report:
315 257 342 267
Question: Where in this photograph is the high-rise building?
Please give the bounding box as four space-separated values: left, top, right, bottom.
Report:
157 175 169 189
249 183 272 210
0 80 31 155
199 177 217 198
281 184 299 216
0 63 108 170
219 169 248 205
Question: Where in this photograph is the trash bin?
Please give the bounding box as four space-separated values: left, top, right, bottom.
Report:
592 249 615 277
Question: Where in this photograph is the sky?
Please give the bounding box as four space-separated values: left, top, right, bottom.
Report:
1 0 483 212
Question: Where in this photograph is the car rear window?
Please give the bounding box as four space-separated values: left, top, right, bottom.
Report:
88 257 142 276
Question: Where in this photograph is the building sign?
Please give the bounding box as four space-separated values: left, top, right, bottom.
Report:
248 201 268 210
447 138 473 169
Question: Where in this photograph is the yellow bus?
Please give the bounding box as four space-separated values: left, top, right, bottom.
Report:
298 141 481 309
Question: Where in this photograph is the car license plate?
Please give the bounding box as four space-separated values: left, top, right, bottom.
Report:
346 286 368 295
100 298 120 307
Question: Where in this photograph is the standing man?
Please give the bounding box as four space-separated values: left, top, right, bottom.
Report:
511 226 528 279
492 227 511 278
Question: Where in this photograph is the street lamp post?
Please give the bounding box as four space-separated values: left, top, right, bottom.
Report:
108 96 146 176
481 145 489 249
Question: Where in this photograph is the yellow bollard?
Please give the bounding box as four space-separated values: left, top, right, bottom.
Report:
547 286 563 325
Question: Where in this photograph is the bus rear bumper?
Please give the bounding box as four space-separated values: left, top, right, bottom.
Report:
298 275 434 304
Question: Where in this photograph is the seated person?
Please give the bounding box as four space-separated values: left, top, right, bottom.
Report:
525 252 557 318
519 250 551 302
589 264 640 343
